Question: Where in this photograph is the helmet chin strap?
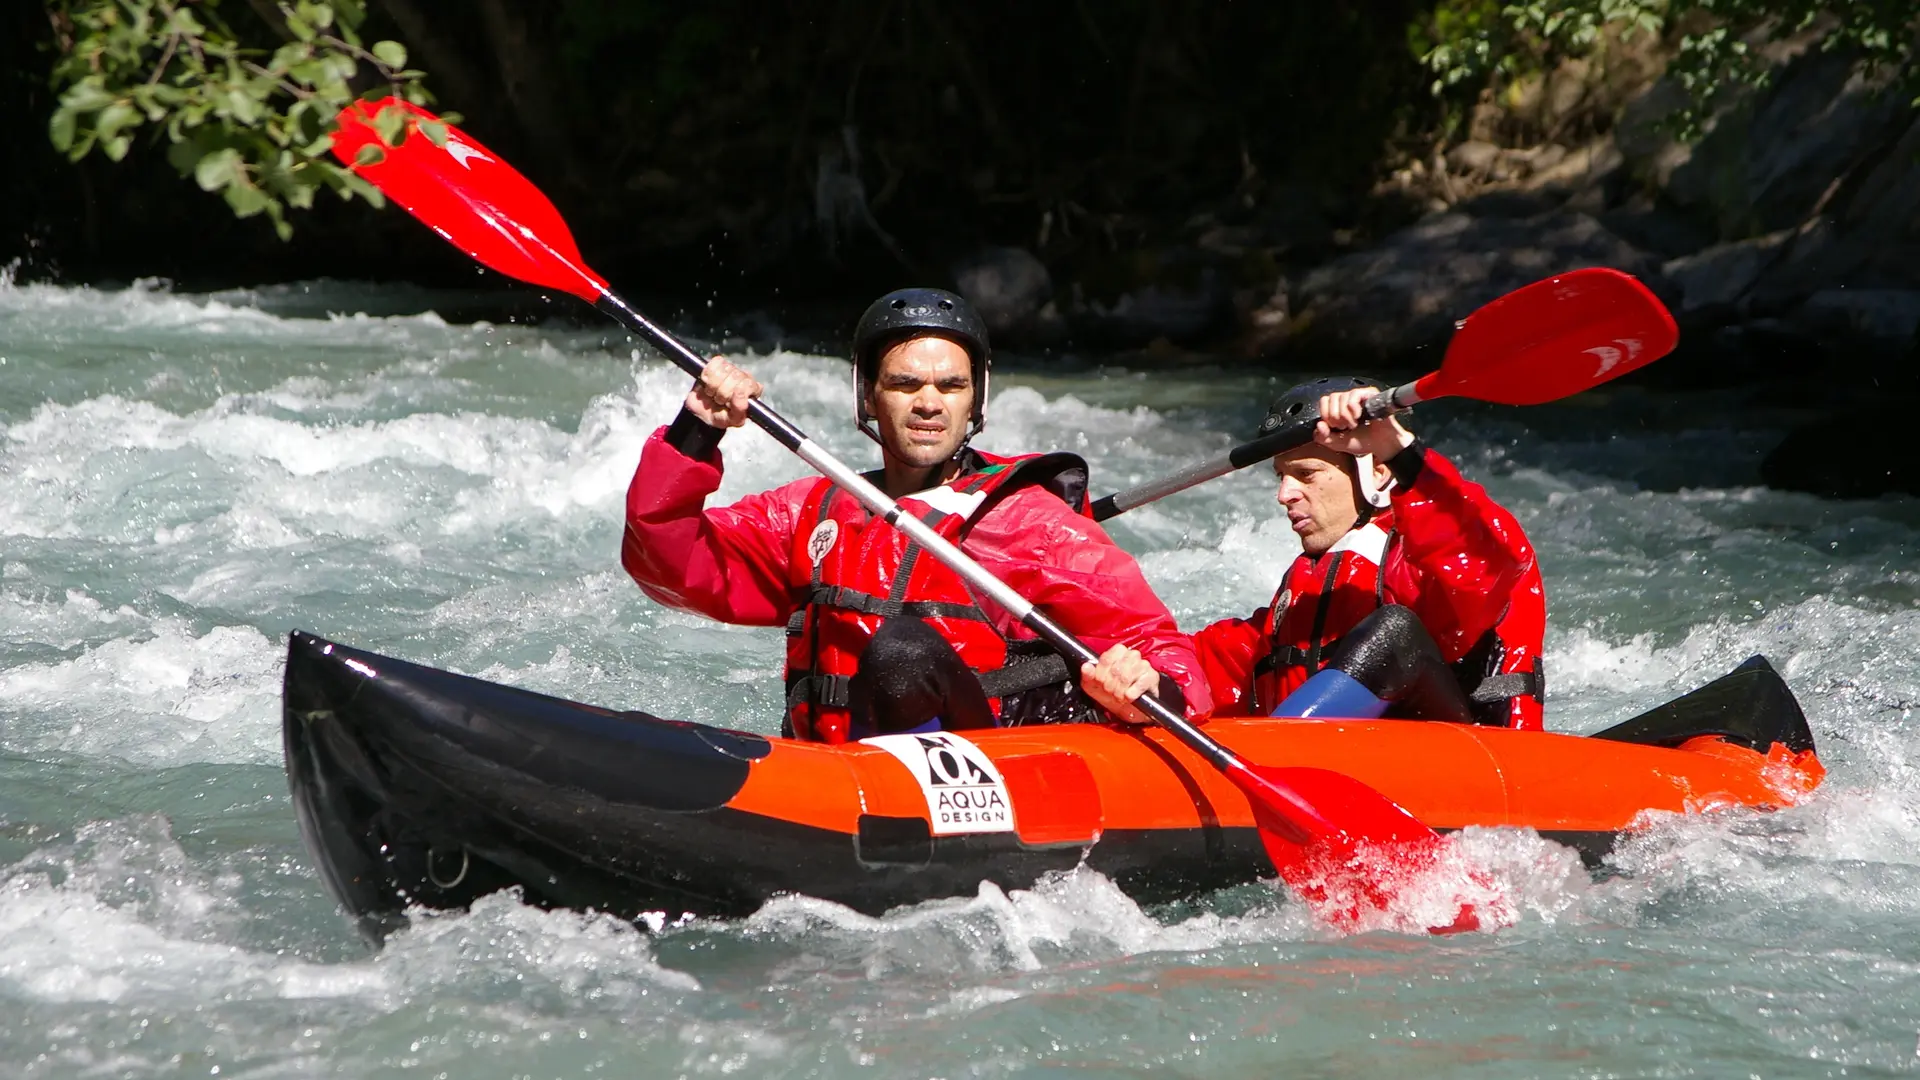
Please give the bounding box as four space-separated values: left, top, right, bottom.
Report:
1352 452 1395 511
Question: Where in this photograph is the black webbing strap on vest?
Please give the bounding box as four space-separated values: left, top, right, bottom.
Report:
1255 644 1311 676
1299 552 1346 674
792 585 987 624
786 672 853 709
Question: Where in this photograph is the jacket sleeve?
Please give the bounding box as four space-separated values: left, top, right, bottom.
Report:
961 486 1214 719
1381 447 1533 662
1190 614 1267 714
1192 614 1268 718
620 426 811 627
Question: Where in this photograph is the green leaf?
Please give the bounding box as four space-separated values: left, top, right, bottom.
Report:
103 134 133 161
195 147 243 191
49 107 78 153
219 87 260 123
338 171 386 207
371 40 406 69
62 79 117 113
324 53 359 85
416 119 447 147
270 42 311 73
223 176 271 217
370 104 406 147
169 7 205 36
95 102 140 141
353 142 385 167
166 137 202 174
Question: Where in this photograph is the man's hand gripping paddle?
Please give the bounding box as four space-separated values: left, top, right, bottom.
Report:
1090 268 1678 521
331 98 1487 934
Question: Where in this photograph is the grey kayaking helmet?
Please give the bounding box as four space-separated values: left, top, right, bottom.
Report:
852 288 991 444
1259 375 1398 511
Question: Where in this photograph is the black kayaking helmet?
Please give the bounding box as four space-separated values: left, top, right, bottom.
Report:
852 288 992 444
1258 375 1399 512
1257 375 1386 444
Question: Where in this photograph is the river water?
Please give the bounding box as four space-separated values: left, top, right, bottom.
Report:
2 275 1918 1078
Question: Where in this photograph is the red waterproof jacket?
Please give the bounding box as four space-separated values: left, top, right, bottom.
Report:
1195 447 1543 728
622 428 1212 734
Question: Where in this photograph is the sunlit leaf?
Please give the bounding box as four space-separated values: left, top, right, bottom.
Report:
371 40 407 69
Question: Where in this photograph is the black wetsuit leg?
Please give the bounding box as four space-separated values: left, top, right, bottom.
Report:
1321 604 1478 724
848 616 996 735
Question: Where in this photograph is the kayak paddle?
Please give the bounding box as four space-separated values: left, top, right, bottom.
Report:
1089 268 1677 521
330 97 1486 934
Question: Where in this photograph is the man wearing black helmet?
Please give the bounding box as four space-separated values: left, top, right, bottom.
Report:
621 288 1212 743
1190 377 1546 728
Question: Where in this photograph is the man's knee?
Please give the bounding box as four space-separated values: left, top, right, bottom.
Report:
850 617 994 735
1350 604 1428 652
861 614 957 672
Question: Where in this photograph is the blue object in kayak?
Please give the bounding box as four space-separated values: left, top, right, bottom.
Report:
851 716 944 741
1271 669 1390 719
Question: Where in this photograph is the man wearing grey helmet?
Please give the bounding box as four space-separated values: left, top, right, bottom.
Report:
621 288 1212 744
1192 377 1546 728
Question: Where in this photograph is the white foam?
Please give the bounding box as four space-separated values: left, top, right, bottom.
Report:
0 817 386 1005
0 622 282 766
745 866 1314 978
0 588 145 651
379 890 701 1000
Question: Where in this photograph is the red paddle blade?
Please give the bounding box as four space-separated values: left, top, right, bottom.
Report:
1415 268 1677 406
1236 765 1485 934
330 98 609 302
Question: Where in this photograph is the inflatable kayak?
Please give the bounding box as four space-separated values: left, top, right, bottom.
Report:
281 631 1823 941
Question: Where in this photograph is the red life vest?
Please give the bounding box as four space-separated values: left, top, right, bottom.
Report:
782 451 1089 744
1472 563 1546 730
1251 519 1545 728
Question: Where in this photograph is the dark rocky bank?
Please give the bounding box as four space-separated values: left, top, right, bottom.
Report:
3 4 1915 496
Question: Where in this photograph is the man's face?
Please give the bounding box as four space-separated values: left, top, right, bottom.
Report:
867 334 975 474
1274 444 1366 555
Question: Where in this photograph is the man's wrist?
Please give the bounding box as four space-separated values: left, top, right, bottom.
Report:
1386 437 1427 487
665 405 726 460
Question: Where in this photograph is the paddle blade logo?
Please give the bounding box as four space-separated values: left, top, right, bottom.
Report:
442 138 492 170
864 732 1015 835
1585 336 1643 379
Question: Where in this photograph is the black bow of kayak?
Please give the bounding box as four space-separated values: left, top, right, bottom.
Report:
282 630 772 942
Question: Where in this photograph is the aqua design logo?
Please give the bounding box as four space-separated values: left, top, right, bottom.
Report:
863 732 1015 835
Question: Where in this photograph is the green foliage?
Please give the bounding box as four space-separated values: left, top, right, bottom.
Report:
1415 0 1918 138
46 0 447 238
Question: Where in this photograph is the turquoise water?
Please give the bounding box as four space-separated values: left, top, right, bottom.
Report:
3 275 1919 1077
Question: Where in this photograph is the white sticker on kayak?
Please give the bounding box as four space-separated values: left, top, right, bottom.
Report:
864 732 1014 835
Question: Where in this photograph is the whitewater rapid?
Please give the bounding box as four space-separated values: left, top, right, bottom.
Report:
3 276 1918 1077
